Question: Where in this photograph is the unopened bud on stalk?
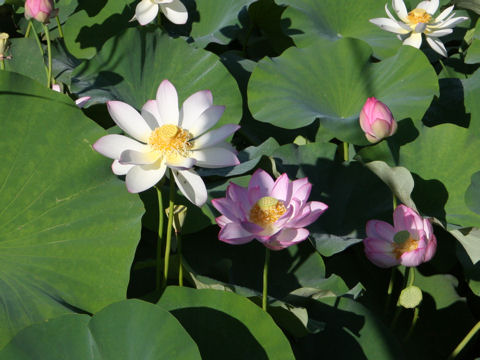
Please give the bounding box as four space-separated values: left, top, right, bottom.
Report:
24 0 58 24
359 97 397 143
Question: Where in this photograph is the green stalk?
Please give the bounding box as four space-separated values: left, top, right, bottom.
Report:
407 266 415 287
448 321 480 359
262 248 270 312
55 16 64 38
155 186 164 291
42 23 52 88
393 193 398 210
343 142 349 162
384 268 396 315
0 60 4 70
177 232 183 287
25 21 32 38
161 170 175 290
405 307 419 341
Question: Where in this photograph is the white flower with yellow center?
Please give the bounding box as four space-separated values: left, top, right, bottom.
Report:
370 0 468 56
93 80 240 206
133 0 187 26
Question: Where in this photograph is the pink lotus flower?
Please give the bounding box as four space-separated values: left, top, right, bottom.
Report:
364 205 437 268
24 0 58 24
212 169 328 250
359 97 397 143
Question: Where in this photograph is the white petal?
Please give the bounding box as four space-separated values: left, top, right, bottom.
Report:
435 5 453 22
52 84 61 92
392 0 408 21
75 96 91 108
160 0 188 25
434 16 468 29
179 90 213 129
120 149 160 165
125 160 167 193
426 36 448 56
417 0 439 14
165 154 196 169
93 134 147 159
370 18 411 34
403 32 423 48
142 100 163 129
112 160 134 175
192 124 240 149
191 147 239 168
135 0 159 26
186 105 225 137
156 79 179 125
414 22 427 33
427 28 453 37
172 169 207 207
107 101 151 143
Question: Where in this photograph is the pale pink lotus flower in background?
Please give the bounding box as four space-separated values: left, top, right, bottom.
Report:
212 169 328 250
93 79 240 206
370 0 468 57
364 205 437 268
133 0 188 26
359 97 397 143
51 84 91 108
24 0 58 24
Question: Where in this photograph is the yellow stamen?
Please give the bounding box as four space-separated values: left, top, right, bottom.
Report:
148 124 193 157
393 235 419 259
249 196 287 228
407 8 432 25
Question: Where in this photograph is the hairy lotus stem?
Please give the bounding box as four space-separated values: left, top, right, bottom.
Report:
177 232 183 286
448 320 480 359
55 16 64 38
25 21 32 38
162 169 175 290
343 141 349 162
42 23 52 88
262 248 270 311
155 186 164 291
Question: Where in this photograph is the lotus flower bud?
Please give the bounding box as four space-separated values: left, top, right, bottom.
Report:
359 97 397 143
0 33 9 60
24 0 58 24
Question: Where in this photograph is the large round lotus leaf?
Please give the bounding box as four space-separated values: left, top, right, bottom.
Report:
189 0 258 47
71 28 242 127
0 72 144 348
4 38 47 85
62 0 136 59
0 300 201 359
248 39 438 144
157 287 295 360
280 0 402 59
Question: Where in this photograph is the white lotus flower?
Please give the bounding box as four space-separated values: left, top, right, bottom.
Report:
370 0 468 57
93 80 240 206
133 0 187 26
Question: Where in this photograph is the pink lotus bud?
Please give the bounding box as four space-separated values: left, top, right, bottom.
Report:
24 0 58 24
359 97 397 143
363 205 437 268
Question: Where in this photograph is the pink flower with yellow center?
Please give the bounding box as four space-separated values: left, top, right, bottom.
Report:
363 205 437 268
212 169 328 250
93 79 240 206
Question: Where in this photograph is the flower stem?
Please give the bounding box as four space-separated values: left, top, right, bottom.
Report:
155 186 164 291
177 232 183 287
384 268 396 315
407 266 415 287
343 142 349 162
162 170 175 290
393 193 397 210
448 320 480 359
55 16 64 38
42 23 52 88
25 21 32 38
262 247 270 312
30 22 44 56
0 59 4 70
404 307 419 341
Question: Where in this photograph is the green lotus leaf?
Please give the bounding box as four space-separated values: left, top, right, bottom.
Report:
71 28 242 128
62 0 136 59
189 0 258 47
248 39 438 144
0 300 201 359
3 38 47 85
0 72 144 348
280 0 402 59
158 286 295 359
